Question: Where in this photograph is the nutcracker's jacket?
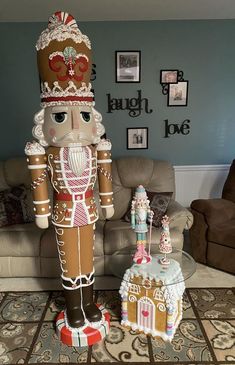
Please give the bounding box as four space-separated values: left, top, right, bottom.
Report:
25 141 113 228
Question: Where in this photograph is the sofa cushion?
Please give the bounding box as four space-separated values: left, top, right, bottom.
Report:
222 159 235 203
124 191 172 228
0 223 41 257
0 185 34 227
208 221 235 249
104 220 182 255
110 157 175 220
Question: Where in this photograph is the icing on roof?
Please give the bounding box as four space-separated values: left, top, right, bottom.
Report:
119 256 185 311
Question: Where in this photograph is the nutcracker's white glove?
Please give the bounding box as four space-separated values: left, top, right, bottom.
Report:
102 206 114 219
35 216 49 229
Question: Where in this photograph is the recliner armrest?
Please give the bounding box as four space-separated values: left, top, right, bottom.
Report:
166 199 194 231
191 199 235 224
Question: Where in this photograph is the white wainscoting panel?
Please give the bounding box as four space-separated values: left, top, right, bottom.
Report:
174 164 230 207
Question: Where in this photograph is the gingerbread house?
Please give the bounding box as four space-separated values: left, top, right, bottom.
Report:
119 256 185 341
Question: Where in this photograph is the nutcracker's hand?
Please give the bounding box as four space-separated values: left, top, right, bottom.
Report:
35 216 49 229
102 206 114 219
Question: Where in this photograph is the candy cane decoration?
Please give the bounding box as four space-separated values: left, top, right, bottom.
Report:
148 210 154 256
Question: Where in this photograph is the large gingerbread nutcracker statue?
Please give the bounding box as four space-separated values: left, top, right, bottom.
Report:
25 11 114 347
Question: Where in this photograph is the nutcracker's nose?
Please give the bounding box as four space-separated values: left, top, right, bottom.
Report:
71 109 80 129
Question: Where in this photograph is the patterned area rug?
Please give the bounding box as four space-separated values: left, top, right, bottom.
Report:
0 288 234 364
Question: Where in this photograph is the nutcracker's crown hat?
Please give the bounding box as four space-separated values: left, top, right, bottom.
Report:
36 11 94 108
134 185 148 201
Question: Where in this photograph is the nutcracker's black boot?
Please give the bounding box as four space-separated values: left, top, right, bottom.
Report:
64 287 85 328
82 283 102 322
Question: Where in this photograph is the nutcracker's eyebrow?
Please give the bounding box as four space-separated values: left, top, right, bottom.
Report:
51 106 68 112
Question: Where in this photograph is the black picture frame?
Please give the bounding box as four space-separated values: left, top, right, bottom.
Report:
127 128 148 149
116 51 141 83
167 81 189 107
160 69 179 84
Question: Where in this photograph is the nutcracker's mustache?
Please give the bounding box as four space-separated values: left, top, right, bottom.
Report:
52 131 95 144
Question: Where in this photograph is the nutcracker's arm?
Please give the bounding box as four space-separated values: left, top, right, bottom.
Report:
25 141 51 229
97 139 114 219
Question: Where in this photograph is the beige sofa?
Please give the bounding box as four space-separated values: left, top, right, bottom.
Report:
0 156 193 284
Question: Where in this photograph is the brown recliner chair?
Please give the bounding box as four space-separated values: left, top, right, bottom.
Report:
190 160 235 274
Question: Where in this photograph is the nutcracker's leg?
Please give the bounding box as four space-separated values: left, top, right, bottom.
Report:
55 224 101 328
55 226 85 328
80 224 102 323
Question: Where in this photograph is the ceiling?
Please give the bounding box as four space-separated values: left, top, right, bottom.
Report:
1 0 235 22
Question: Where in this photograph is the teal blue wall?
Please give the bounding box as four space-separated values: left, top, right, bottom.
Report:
0 20 234 164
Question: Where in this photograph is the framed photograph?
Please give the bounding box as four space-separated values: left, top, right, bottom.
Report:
168 81 188 106
116 51 141 83
160 70 178 84
127 128 148 149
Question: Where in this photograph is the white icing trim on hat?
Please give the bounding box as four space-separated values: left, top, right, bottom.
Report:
40 100 95 108
40 81 94 107
36 24 91 51
41 81 93 98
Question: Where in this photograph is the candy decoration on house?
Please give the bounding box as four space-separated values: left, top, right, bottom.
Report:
131 185 153 264
25 11 113 347
159 215 172 265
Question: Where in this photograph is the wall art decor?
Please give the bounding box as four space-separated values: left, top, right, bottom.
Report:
116 51 141 83
164 119 191 138
127 127 148 149
160 70 188 106
90 63 96 81
107 90 153 117
168 81 188 106
160 70 178 84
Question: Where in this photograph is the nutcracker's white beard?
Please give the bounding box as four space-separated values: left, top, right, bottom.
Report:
68 147 87 176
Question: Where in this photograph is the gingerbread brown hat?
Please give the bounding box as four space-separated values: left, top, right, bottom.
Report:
36 11 94 107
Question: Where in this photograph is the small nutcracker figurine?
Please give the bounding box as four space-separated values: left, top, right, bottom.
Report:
131 185 154 264
159 215 172 265
25 11 113 347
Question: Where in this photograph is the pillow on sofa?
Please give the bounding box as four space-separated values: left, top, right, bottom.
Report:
124 191 172 228
0 185 34 227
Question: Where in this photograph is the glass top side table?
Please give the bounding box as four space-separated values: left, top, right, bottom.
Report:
110 245 196 288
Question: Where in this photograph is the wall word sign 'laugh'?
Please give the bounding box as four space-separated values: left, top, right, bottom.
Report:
107 90 153 117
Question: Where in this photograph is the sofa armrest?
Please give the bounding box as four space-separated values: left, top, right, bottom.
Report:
191 199 235 224
166 199 194 232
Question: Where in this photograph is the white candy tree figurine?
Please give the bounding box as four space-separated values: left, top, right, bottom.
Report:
159 215 172 265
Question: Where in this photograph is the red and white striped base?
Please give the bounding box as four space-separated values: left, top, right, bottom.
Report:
56 304 110 347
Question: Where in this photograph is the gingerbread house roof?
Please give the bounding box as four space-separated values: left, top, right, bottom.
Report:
119 257 185 312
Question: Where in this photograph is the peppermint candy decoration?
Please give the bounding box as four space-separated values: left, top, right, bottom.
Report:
48 11 78 30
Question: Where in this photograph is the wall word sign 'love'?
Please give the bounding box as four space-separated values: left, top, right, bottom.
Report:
164 119 191 138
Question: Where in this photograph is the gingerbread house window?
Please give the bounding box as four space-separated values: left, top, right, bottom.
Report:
128 283 140 294
153 288 164 301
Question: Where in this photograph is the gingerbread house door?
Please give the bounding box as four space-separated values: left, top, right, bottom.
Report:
137 297 155 330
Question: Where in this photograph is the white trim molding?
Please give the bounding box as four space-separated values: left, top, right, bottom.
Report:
174 164 230 208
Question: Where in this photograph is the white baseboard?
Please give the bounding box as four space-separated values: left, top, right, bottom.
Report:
174 164 230 207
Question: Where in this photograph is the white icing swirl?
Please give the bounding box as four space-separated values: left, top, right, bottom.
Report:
97 139 112 151
25 141 45 156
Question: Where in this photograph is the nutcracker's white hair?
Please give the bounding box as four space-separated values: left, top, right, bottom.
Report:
32 107 105 147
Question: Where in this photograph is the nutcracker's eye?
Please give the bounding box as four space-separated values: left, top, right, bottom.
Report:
51 112 67 124
80 111 91 123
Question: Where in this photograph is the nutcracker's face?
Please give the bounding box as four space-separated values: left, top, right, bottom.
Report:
42 105 97 147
